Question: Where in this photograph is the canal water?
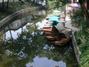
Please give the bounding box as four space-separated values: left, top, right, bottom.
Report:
0 16 79 67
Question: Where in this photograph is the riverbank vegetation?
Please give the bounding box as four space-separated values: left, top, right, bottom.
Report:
72 7 89 67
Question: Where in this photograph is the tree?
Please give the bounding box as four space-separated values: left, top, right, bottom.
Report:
79 0 89 20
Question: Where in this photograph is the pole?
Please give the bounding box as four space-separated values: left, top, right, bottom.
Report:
8 25 14 45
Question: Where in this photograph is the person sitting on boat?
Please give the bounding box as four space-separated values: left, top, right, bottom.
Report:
50 15 71 43
42 15 71 45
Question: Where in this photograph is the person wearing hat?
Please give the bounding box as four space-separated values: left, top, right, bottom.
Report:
48 15 65 32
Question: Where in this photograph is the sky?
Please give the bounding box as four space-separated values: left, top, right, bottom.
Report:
26 56 66 67
5 23 28 40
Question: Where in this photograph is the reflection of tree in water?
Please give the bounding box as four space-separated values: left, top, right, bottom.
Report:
0 25 78 67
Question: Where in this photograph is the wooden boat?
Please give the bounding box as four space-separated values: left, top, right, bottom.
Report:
42 26 70 46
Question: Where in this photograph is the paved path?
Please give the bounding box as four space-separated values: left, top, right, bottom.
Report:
65 15 79 32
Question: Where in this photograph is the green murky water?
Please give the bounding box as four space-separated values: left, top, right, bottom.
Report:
0 31 79 67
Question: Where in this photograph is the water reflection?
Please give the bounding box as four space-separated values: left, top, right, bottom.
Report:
0 21 79 67
26 56 66 67
5 23 28 40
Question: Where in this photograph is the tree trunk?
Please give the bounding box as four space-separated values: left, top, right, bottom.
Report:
79 0 89 20
2 0 5 9
7 0 9 8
